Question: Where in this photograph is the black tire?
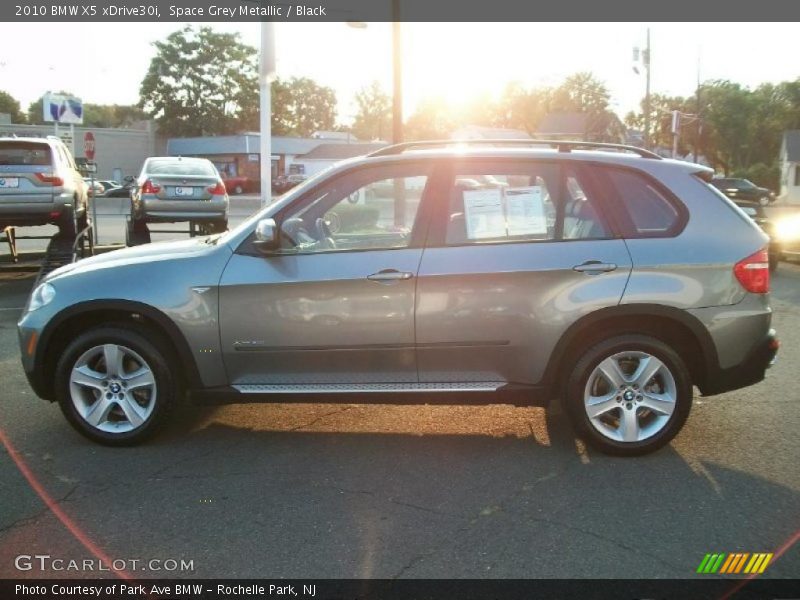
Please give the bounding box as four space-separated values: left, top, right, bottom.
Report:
234 185 243 195
758 196 770 207
564 334 692 456
207 218 228 234
55 325 179 446
58 205 78 236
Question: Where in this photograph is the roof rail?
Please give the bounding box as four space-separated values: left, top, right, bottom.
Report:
367 139 662 160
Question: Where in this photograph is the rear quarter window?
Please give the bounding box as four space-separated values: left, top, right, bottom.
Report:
602 167 684 237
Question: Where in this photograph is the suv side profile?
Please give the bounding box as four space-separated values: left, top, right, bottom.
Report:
0 136 89 235
18 141 778 455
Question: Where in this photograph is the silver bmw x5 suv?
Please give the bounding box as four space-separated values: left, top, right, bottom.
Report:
17 141 779 455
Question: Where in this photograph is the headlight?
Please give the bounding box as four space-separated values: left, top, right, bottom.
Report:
27 282 56 312
774 215 800 243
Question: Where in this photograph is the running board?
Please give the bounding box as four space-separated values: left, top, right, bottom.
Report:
232 382 506 394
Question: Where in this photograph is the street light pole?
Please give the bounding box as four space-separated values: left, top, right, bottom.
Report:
259 21 276 208
392 20 403 144
643 28 651 150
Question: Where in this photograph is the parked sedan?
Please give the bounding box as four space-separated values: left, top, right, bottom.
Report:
711 178 775 206
221 175 251 195
130 156 229 233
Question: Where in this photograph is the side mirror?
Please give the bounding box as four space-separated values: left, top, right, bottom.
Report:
254 218 279 252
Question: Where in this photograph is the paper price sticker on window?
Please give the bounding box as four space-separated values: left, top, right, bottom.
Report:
464 188 507 239
506 186 547 236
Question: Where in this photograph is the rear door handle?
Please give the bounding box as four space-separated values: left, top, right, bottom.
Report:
573 260 617 274
367 269 414 282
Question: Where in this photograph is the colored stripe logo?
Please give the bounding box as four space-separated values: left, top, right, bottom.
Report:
696 552 773 574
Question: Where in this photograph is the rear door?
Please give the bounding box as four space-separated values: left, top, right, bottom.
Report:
415 158 633 386
0 141 55 206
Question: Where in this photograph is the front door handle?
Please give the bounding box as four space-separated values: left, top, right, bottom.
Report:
367 269 414 282
573 260 618 274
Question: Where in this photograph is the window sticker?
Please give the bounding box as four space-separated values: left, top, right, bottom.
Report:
463 188 506 239
505 186 547 236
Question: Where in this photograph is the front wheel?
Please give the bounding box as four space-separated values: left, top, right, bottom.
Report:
564 334 692 456
55 326 178 445
758 196 770 207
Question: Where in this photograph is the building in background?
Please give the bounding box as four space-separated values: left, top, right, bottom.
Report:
779 130 800 204
291 142 387 176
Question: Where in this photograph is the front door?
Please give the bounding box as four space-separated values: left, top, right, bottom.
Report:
219 163 434 387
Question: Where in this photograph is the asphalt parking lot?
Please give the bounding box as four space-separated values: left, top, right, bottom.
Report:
0 238 798 581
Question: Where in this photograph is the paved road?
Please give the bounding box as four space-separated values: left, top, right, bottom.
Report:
0 260 798 580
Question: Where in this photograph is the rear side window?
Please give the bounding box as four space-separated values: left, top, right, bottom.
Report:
0 142 52 166
604 168 682 237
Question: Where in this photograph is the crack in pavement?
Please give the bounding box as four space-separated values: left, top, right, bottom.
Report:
288 406 355 432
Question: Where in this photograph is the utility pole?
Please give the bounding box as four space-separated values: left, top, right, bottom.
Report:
259 22 276 209
392 1 403 144
693 47 702 163
643 28 651 150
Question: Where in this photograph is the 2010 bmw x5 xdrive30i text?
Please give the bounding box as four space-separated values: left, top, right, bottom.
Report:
18 140 779 455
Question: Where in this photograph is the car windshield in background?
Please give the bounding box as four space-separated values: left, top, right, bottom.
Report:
146 160 216 176
0 142 52 166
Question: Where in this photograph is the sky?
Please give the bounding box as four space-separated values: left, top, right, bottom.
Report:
0 22 797 125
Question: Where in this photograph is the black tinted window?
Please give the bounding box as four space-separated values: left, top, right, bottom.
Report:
606 169 680 236
146 160 216 176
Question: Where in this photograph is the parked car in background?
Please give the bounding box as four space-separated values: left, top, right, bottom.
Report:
98 180 121 191
711 177 774 206
0 136 89 236
273 173 307 194
19 140 778 455
732 200 780 271
222 175 252 195
130 156 229 233
82 178 105 198
100 186 132 198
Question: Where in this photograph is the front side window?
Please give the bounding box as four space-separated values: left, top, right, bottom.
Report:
279 165 429 254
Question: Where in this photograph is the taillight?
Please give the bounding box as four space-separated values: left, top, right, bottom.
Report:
207 181 226 195
141 179 160 194
734 248 770 293
35 172 64 186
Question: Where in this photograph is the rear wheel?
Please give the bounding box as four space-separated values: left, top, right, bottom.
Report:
55 326 178 445
758 195 770 207
564 334 692 456
204 218 228 234
234 185 243 195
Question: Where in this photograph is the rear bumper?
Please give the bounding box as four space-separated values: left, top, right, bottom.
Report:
700 328 779 396
0 201 71 227
140 198 228 222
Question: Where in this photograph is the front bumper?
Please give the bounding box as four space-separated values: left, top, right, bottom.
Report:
701 328 779 396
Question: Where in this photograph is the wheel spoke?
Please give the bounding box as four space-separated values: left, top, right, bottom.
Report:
597 357 627 388
72 365 106 390
640 392 675 416
632 356 664 388
103 344 124 377
122 367 155 391
83 396 114 427
619 408 640 442
118 396 146 428
586 392 618 419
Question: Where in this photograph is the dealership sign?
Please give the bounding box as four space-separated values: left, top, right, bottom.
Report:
42 93 83 124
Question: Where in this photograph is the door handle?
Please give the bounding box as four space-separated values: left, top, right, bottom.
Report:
573 260 617 274
367 269 414 282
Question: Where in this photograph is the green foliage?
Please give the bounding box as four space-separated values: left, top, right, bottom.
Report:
351 81 391 141
271 76 337 137
0 90 25 123
139 26 259 137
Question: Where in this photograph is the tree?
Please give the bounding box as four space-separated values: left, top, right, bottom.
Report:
551 72 611 115
270 77 337 137
139 26 259 137
0 90 24 123
351 81 391 141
